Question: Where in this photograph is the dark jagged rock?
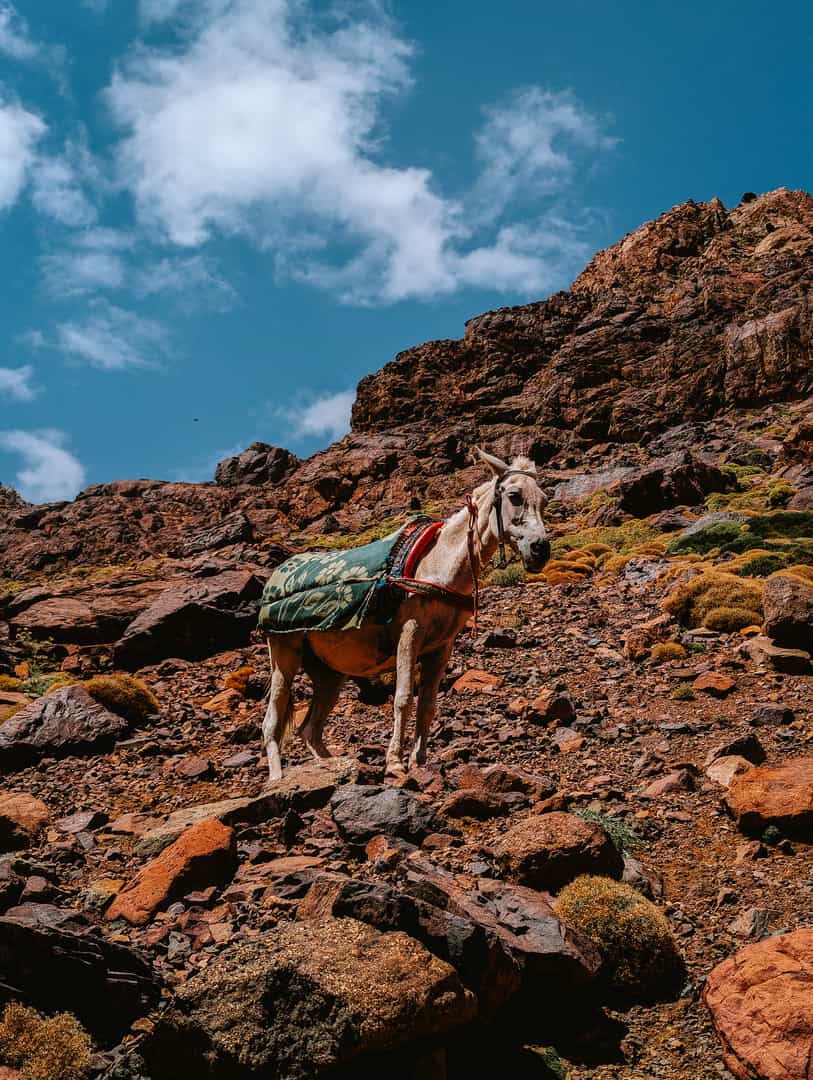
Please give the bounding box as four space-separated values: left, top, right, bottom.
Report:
214 443 301 487
0 915 159 1043
330 785 443 845
0 686 127 771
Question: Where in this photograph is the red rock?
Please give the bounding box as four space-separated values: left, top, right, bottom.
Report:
693 671 736 697
176 755 214 780
440 788 507 820
451 669 504 693
726 757 813 838
106 818 236 925
704 928 813 1080
529 689 576 724
0 792 51 853
491 811 623 893
641 768 696 798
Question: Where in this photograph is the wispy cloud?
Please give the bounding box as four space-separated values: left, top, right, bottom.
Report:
0 364 37 401
291 390 355 441
23 301 170 370
30 152 97 227
0 97 45 211
0 428 85 502
106 0 615 305
0 2 39 61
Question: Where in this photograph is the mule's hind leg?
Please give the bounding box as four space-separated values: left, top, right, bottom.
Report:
410 641 453 769
263 634 303 782
298 659 346 760
386 618 419 778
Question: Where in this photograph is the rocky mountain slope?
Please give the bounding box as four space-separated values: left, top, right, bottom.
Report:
1 188 813 1080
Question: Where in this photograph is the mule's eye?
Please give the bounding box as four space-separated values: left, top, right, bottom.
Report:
507 491 523 506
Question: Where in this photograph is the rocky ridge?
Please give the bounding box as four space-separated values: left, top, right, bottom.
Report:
1 188 813 1079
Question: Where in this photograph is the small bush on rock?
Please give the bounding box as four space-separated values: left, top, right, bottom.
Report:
650 642 687 663
556 876 683 1001
0 1002 93 1079
672 685 695 701
575 809 641 853
82 674 159 723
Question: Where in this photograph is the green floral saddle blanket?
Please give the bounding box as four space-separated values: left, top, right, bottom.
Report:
258 516 439 634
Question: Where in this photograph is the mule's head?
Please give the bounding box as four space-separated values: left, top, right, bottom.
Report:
474 447 551 573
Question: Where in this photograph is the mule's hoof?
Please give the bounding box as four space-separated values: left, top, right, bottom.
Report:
385 760 407 780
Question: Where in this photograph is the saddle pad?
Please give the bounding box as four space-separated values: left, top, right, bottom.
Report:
258 517 437 634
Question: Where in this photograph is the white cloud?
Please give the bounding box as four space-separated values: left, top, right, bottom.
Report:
0 98 45 210
134 253 238 310
41 249 127 295
55 301 169 370
107 1 614 304
293 390 354 440
472 88 617 222
0 364 37 401
0 3 38 60
0 428 85 502
30 154 97 227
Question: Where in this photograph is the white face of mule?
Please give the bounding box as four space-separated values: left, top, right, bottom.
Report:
495 470 551 573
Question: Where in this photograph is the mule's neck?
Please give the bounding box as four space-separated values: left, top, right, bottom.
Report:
416 480 500 594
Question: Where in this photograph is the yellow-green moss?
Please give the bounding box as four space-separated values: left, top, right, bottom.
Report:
663 571 764 628
650 642 687 663
556 876 683 1000
82 674 159 723
0 675 22 691
702 606 764 632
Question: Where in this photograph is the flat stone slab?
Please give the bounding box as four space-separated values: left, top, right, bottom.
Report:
726 757 813 838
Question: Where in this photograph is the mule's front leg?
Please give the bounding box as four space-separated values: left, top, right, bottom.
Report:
386 619 419 778
410 642 453 769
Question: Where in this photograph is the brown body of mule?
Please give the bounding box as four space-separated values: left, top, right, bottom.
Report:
262 450 550 779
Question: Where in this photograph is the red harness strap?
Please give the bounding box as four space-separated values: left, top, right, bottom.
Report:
385 516 478 622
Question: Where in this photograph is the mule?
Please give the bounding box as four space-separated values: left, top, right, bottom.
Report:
262 448 550 780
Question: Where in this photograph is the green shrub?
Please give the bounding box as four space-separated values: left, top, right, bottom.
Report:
82 674 159 723
556 876 683 1000
574 809 641 853
672 684 695 701
485 563 527 587
0 1002 93 1079
553 520 661 558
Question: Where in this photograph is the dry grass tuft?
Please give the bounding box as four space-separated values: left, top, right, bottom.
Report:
0 675 22 691
556 876 683 1000
223 666 255 694
702 606 764 633
663 571 764 628
0 1002 93 1079
650 642 687 663
82 674 159 724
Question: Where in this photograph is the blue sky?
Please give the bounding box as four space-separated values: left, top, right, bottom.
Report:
0 1 810 502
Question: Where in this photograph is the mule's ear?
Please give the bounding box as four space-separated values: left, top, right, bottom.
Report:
473 446 509 476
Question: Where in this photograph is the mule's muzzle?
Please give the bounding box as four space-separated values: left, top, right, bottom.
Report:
524 538 551 573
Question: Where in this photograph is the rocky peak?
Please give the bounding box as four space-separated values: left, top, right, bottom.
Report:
214 443 301 487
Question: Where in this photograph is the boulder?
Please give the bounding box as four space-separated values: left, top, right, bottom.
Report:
143 918 475 1078
0 915 159 1043
726 757 813 838
610 451 729 514
741 635 812 675
10 597 113 644
491 812 623 893
693 671 736 697
704 928 813 1080
113 570 263 669
0 793 51 853
763 574 813 652
138 758 356 854
107 819 236 925
214 443 300 487
706 733 766 767
330 785 443 845
401 855 601 1021
0 685 127 771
